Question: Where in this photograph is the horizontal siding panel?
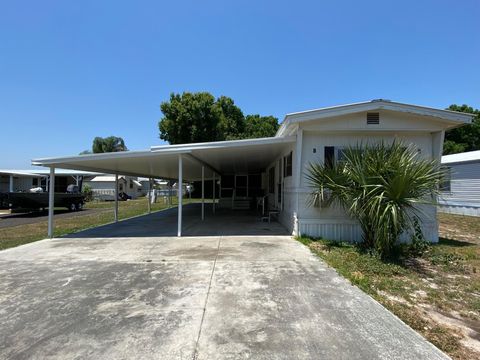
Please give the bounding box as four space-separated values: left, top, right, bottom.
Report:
441 178 480 206
448 162 480 179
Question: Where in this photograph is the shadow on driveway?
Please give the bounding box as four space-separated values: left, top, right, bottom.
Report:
63 203 289 238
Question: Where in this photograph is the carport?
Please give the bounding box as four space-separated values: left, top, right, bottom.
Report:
32 136 296 238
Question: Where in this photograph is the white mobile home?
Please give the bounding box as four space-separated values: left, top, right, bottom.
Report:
84 175 143 200
32 100 474 240
0 169 98 193
439 150 480 216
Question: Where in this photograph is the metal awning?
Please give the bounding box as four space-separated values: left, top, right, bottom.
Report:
32 136 296 180
31 136 296 239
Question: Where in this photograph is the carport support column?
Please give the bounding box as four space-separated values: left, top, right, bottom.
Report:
114 174 119 222
147 178 152 214
201 166 205 220
47 167 55 238
9 175 13 192
212 172 215 214
178 155 183 237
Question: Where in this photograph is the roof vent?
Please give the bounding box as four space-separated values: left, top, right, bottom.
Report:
367 112 380 125
371 99 391 102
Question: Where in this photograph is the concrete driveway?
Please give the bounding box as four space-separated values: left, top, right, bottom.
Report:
0 208 448 359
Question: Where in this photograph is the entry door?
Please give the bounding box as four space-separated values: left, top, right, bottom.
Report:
235 175 248 198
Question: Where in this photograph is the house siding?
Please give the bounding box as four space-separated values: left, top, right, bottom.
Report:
287 110 442 243
439 160 480 216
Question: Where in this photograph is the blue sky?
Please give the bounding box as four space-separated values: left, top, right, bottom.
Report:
1 0 479 168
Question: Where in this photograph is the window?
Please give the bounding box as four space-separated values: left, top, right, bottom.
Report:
32 178 38 186
129 180 133 189
283 152 292 177
268 167 275 194
336 148 347 162
326 146 365 166
440 166 451 192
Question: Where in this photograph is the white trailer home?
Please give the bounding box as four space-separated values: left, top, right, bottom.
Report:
439 150 480 216
32 100 474 240
84 175 143 200
0 169 98 193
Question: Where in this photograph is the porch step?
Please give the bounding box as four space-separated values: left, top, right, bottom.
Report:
218 198 251 210
232 200 250 210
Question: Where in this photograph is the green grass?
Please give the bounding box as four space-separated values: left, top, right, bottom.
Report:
297 213 480 360
0 197 197 250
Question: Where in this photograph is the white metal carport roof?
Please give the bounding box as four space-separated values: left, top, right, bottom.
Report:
32 136 296 180
31 136 296 239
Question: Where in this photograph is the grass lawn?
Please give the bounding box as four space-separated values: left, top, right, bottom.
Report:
298 212 480 360
0 198 196 251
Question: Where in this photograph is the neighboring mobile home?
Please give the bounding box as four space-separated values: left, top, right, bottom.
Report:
32 100 474 241
84 175 143 200
0 169 98 193
439 150 480 216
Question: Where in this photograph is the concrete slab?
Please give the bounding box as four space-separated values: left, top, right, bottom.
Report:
65 203 289 238
0 209 448 359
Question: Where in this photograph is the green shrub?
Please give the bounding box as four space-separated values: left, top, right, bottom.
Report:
82 184 93 202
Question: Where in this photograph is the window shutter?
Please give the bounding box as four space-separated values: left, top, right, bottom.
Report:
324 146 335 168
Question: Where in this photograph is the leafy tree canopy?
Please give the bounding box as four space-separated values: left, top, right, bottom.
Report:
243 115 280 139
444 104 480 155
92 136 128 153
158 92 278 144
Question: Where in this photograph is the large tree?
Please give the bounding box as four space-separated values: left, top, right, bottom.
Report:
243 115 279 139
158 92 278 144
92 136 128 153
159 92 221 144
214 95 245 140
444 104 480 155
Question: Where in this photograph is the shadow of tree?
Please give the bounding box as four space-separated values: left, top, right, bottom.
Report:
438 237 476 247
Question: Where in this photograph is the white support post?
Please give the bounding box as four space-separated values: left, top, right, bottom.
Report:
75 175 79 186
178 155 183 237
212 173 216 214
47 167 55 238
201 166 205 220
147 178 152 214
114 174 119 222
9 175 13 192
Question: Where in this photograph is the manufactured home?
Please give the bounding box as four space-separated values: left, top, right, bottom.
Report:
440 150 480 216
0 169 98 193
84 175 143 200
32 100 474 240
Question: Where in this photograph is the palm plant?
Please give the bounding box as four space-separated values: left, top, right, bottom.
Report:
305 141 445 258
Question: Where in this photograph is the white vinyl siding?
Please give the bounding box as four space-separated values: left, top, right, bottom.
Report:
440 161 480 207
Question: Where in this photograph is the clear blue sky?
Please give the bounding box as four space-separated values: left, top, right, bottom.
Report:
1 0 479 168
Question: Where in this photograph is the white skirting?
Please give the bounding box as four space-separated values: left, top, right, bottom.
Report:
298 219 362 242
438 204 480 217
297 218 439 243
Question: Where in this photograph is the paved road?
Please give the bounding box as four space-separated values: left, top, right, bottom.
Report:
0 209 448 359
0 208 103 229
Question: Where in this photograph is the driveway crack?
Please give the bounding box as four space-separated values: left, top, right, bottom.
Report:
193 236 221 359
